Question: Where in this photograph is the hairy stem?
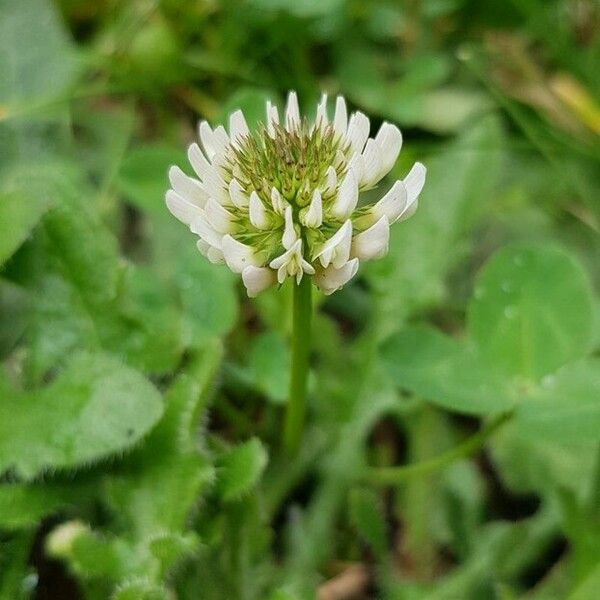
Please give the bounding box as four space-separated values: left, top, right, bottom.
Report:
363 412 512 485
283 276 312 456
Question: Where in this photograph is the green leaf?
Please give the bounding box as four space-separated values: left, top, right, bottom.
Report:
0 531 36 600
104 265 185 375
0 483 76 530
349 488 387 558
46 522 128 580
176 252 239 340
103 346 221 536
0 352 163 479
215 438 268 502
0 279 29 358
42 173 121 306
0 190 51 266
112 579 168 600
468 243 595 381
149 533 199 578
116 144 187 217
0 0 78 168
515 360 600 444
489 422 597 496
247 331 290 404
0 0 78 106
381 326 515 415
568 561 600 600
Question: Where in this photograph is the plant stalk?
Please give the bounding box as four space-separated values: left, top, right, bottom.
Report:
363 411 512 485
283 276 312 456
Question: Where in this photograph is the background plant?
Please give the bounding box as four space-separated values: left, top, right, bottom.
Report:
0 0 599 599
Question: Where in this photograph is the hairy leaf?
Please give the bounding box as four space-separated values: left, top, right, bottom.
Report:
0 352 163 479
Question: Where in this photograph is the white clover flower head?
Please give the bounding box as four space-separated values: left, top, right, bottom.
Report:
166 91 426 297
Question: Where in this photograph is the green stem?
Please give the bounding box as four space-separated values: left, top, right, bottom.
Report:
283 276 312 456
363 412 512 486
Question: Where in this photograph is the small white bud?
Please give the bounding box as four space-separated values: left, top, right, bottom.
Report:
249 191 270 230
301 189 323 228
331 170 359 219
282 206 298 249
271 187 286 215
229 179 249 208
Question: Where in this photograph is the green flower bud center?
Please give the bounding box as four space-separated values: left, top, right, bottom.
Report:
229 120 343 208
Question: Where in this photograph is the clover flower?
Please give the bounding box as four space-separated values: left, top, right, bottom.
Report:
166 92 426 297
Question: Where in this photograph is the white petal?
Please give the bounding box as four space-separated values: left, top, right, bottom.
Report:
323 166 337 196
168 166 208 208
315 258 359 295
190 215 223 249
375 123 402 177
404 162 427 205
207 246 225 264
271 187 286 215
242 266 276 297
188 144 227 204
302 189 322 228
282 205 297 249
277 264 287 284
351 216 390 260
221 235 261 273
165 190 203 226
197 239 210 256
229 109 249 144
300 258 315 276
270 239 301 270
198 121 216 160
188 143 211 180
205 198 234 234
331 169 359 219
285 91 301 132
211 125 231 156
249 191 270 229
360 139 383 187
315 93 328 129
333 96 348 139
266 100 280 137
314 220 352 268
347 153 364 185
229 179 249 208
371 180 408 223
345 111 370 155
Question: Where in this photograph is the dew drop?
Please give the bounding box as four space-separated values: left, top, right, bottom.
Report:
513 254 524 266
474 286 485 299
501 280 513 293
504 305 518 319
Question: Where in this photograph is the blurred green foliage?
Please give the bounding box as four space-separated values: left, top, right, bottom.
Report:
0 0 599 598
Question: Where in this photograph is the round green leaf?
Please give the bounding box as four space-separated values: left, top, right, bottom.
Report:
515 360 600 444
468 243 595 381
381 326 515 415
